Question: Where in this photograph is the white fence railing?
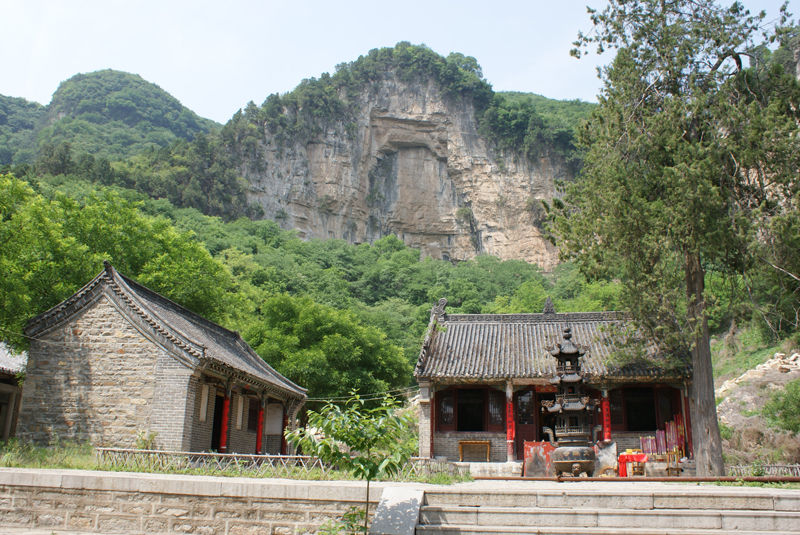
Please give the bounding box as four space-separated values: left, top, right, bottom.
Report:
95 448 466 480
727 464 800 477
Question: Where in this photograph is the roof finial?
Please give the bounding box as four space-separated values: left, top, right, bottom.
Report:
543 297 556 315
103 260 113 272
433 298 447 317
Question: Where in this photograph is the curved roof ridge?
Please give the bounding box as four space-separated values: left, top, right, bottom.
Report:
25 270 109 336
444 311 627 323
109 267 206 359
115 269 305 397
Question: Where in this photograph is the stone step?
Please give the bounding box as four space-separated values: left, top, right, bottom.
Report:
419 505 800 532
416 525 793 535
422 488 800 512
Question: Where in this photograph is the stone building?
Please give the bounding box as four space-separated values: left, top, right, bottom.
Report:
18 261 306 453
414 298 693 464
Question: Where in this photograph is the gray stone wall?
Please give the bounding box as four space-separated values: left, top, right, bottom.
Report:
433 431 507 462
264 435 282 455
189 378 214 452
0 469 382 535
18 296 161 447
418 400 431 458
150 352 195 451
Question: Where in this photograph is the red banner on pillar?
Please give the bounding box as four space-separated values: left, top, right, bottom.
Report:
602 396 611 442
506 398 515 441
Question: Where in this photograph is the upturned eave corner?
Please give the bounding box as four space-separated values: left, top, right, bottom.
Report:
414 298 448 378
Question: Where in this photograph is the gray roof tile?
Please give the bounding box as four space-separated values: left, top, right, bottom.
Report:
415 308 689 382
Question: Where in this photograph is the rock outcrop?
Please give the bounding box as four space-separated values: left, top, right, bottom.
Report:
242 73 566 269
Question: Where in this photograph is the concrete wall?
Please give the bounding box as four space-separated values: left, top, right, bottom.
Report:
18 296 160 447
0 468 382 535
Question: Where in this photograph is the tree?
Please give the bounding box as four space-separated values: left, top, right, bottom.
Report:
0 174 237 349
243 294 411 404
286 394 413 534
558 1 799 475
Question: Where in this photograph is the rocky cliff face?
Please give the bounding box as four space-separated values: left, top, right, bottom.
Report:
242 73 567 269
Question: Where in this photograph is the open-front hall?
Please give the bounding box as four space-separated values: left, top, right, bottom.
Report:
415 298 693 475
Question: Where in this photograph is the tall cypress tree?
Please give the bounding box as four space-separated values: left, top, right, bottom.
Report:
557 1 799 476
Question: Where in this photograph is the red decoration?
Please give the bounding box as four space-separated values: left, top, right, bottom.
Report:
219 394 231 453
506 398 515 441
601 395 611 442
255 405 264 454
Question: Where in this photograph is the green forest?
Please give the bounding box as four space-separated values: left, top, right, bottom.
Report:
0 172 622 404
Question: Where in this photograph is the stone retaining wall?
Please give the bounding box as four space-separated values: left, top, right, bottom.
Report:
0 468 385 534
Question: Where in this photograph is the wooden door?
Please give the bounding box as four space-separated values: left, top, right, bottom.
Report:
514 388 537 459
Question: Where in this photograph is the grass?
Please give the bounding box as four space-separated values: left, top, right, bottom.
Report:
714 481 800 489
0 439 96 470
711 326 783 382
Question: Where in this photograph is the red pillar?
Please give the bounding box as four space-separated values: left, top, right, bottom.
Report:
219 390 231 453
255 402 265 454
506 382 515 462
601 390 611 442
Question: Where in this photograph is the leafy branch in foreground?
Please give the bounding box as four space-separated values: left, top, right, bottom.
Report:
286 394 413 533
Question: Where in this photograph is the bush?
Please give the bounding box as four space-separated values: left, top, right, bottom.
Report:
762 378 800 434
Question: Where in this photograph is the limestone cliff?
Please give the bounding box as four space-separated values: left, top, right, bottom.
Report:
241 71 568 270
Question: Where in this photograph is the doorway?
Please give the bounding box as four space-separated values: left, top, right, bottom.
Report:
514 388 538 459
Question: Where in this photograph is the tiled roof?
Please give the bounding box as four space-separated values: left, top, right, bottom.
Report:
118 273 306 398
415 301 690 382
25 262 306 399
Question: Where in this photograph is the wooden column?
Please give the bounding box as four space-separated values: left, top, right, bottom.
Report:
430 387 436 458
255 398 265 454
219 387 231 453
506 381 515 462
601 389 611 442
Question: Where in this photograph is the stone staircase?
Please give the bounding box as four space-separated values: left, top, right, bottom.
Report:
416 482 800 534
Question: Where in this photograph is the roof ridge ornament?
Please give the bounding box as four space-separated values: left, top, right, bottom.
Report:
433 298 447 319
543 297 556 315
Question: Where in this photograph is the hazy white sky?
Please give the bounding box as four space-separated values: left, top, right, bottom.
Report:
1 0 791 123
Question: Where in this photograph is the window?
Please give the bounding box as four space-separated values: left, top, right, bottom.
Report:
247 398 260 433
438 391 454 429
436 387 505 432
487 390 505 430
515 390 535 425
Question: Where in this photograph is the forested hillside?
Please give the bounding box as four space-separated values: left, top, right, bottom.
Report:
0 70 217 166
0 95 46 164
1 172 623 403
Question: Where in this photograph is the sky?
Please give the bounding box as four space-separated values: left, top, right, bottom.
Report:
1 0 792 124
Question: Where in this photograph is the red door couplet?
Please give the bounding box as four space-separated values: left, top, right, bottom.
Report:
219 392 231 453
601 393 611 442
255 403 265 454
